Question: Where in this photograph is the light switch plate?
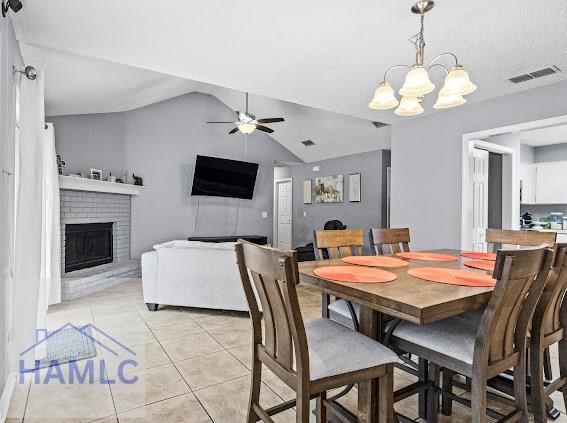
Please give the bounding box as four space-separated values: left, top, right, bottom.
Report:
261 211 268 218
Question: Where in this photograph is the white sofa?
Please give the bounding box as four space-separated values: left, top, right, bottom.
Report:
141 240 249 312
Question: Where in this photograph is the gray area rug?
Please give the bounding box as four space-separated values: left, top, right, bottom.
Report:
33 326 97 370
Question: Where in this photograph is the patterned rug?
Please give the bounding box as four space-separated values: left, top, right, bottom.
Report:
32 326 97 370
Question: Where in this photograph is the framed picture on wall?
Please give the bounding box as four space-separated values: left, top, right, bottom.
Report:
90 168 103 181
349 173 361 202
315 175 344 203
303 179 312 204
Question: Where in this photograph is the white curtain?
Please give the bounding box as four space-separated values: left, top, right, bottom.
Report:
13 70 60 364
41 123 61 307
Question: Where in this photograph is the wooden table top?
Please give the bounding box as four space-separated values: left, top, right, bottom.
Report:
298 249 494 325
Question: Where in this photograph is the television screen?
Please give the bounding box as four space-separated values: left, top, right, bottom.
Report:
191 155 259 199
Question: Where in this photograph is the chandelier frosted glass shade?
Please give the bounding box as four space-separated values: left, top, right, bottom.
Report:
433 93 466 109
439 66 477 96
369 82 399 110
399 66 435 97
394 96 424 116
237 123 256 134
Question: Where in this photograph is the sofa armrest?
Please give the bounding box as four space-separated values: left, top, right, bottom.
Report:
141 251 159 302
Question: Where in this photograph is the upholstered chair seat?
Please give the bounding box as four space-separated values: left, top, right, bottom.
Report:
305 318 399 381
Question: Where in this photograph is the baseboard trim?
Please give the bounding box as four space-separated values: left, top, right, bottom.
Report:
0 371 16 423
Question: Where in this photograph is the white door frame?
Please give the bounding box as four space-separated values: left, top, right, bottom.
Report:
273 178 293 248
461 140 516 251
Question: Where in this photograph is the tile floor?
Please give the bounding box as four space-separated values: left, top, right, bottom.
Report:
5 278 567 422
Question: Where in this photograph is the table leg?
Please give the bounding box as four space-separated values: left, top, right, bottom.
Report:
322 291 330 318
358 306 382 423
418 357 429 419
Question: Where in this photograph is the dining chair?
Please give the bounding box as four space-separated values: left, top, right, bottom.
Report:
235 240 400 422
485 228 557 379
387 246 554 423
486 228 557 252
313 229 364 330
369 228 411 255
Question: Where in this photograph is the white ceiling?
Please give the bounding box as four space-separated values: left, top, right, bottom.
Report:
13 0 567 126
521 124 567 147
22 43 388 162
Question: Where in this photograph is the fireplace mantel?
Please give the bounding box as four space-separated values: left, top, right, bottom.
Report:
58 175 143 195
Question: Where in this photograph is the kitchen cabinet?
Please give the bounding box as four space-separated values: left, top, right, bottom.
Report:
520 163 535 204
534 161 567 204
521 161 567 205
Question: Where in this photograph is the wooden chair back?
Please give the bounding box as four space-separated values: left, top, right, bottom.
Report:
235 240 309 384
532 244 567 339
313 229 364 260
486 228 557 252
369 228 411 255
474 246 553 369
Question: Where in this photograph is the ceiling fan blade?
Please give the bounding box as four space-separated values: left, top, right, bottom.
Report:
256 118 285 124
228 127 239 134
255 125 274 134
206 121 236 124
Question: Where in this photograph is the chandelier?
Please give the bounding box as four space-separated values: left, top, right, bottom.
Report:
369 1 476 116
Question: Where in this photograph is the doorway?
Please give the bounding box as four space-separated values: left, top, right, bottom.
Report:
274 178 293 249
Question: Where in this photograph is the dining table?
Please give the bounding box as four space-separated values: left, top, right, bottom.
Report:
298 249 496 423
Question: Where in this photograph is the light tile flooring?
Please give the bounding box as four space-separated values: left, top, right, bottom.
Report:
6 278 567 422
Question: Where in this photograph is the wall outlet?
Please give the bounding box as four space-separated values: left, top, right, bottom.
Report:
312 166 320 172
261 211 268 218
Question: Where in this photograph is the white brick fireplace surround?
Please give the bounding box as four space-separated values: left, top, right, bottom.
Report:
59 177 142 300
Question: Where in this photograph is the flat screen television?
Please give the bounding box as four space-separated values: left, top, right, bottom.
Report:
191 155 259 199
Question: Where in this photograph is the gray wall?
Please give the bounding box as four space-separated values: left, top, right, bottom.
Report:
124 92 300 257
391 80 567 250
287 150 384 249
49 113 126 177
0 15 23 404
534 143 567 163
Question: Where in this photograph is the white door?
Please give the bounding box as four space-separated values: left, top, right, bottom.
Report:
277 181 292 249
472 148 489 252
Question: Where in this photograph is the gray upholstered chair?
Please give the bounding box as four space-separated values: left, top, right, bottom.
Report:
388 246 554 423
235 240 400 422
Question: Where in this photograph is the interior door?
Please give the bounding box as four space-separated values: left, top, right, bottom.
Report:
277 180 292 249
472 148 489 252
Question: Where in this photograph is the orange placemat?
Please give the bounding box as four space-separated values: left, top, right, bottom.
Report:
342 256 409 268
464 260 495 272
408 267 496 287
460 252 497 261
313 266 397 284
396 252 459 262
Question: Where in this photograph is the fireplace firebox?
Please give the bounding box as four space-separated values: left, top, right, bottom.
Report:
65 223 113 273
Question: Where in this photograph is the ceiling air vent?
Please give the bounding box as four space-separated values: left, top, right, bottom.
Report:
301 140 315 147
372 121 389 128
509 66 561 84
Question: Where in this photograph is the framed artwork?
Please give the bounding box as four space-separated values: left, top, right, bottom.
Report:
315 174 344 203
303 179 312 204
90 168 102 180
349 173 361 202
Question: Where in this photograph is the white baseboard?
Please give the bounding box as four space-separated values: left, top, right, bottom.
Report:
0 372 16 423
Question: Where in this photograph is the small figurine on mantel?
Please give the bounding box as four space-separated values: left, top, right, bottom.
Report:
132 173 143 186
56 154 66 175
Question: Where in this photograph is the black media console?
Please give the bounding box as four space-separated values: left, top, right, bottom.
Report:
187 235 268 245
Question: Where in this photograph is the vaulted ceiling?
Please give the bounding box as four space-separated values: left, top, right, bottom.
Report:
12 0 567 160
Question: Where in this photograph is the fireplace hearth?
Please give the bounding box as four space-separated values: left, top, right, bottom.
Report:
65 222 113 273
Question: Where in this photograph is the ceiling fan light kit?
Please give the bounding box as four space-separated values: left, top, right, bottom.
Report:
369 0 476 116
206 92 285 135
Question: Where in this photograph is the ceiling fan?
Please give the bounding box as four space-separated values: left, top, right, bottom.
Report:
206 92 285 135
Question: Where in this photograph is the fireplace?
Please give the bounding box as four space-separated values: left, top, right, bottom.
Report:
65 223 113 273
